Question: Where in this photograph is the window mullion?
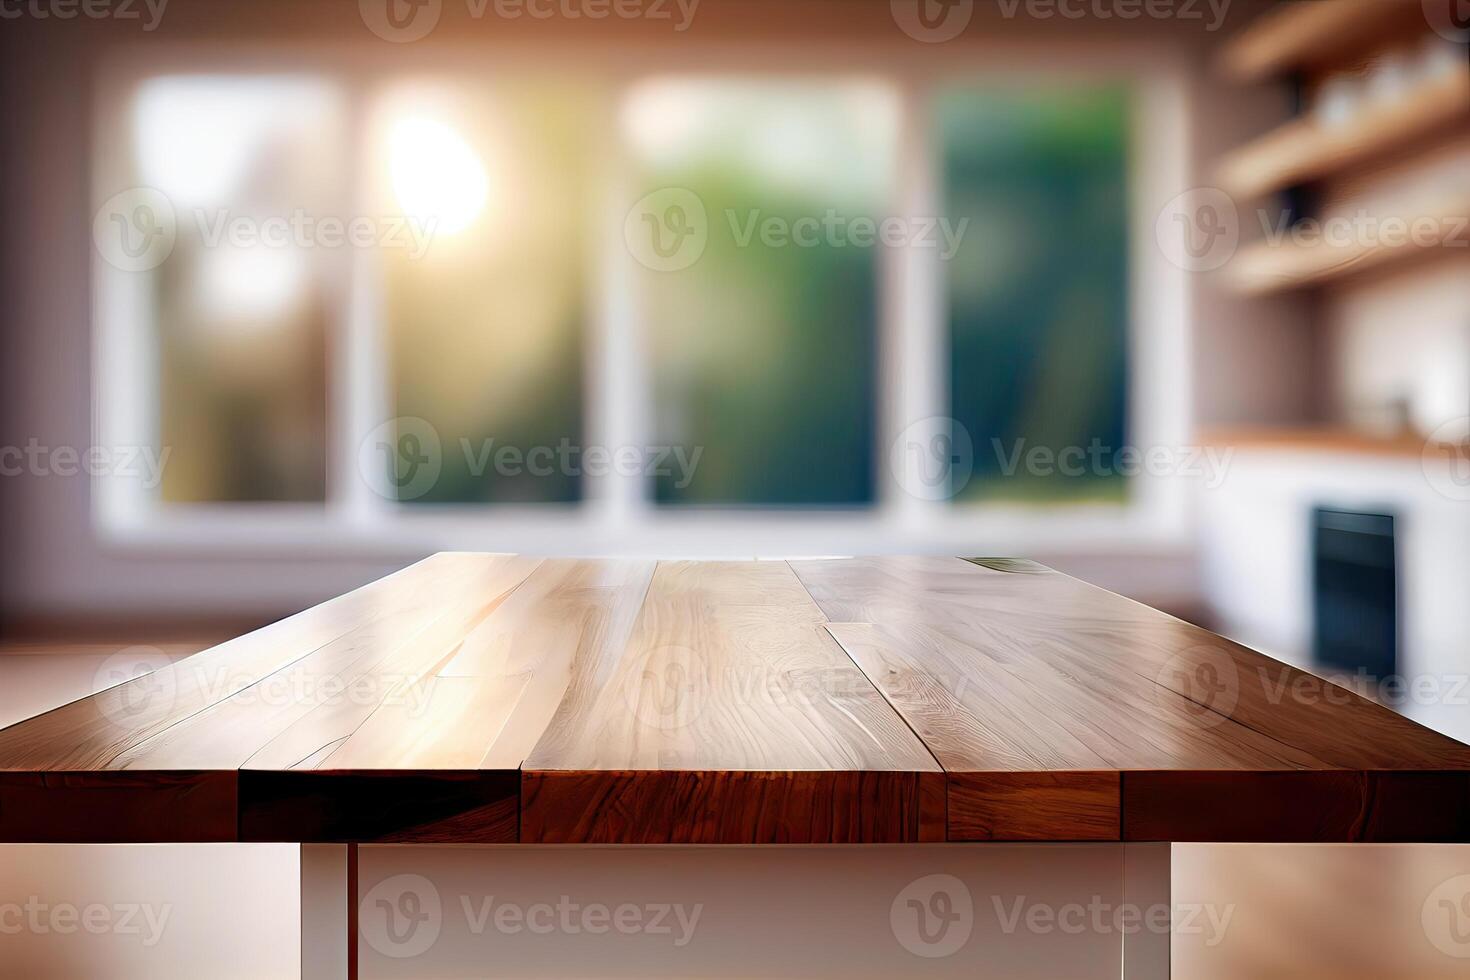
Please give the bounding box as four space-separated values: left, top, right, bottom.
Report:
885 77 949 532
335 82 393 529
586 80 651 536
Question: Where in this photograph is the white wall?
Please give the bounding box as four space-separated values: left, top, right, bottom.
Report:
1199 449 1470 742
1328 254 1470 437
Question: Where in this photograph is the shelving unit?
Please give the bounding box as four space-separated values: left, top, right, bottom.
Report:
1198 426 1461 458
1217 64 1470 200
1205 2 1470 447
1215 0 1469 297
1226 190 1470 296
1217 0 1428 82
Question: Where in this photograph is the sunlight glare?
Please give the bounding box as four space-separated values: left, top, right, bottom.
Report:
388 117 489 236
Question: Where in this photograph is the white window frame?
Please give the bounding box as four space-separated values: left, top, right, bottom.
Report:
92 40 1194 560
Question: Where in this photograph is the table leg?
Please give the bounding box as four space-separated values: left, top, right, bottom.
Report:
301 843 358 980
1122 843 1171 979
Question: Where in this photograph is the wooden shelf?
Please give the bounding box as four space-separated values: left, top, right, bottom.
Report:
1226 193 1470 295
1198 427 1456 458
1218 65 1470 199
1218 0 1426 82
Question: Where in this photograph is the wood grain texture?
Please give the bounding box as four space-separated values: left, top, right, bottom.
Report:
949 772 1120 842
1123 770 1470 843
2 554 1467 844
0 553 545 842
521 770 941 844
521 560 943 843
0 553 530 772
792 556 1470 843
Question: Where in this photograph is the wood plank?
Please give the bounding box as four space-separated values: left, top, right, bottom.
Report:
792 556 1470 842
521 560 943 843
0 553 515 771
239 770 519 843
1123 770 1470 843
1216 0 1424 82
0 771 236 843
948 772 1120 842
521 770 940 844
1217 63 1470 199
118 554 543 771
1226 199 1470 297
0 554 543 843
237 558 653 839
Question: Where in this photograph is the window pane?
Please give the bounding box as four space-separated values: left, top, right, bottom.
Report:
941 86 1130 503
373 81 590 504
139 77 340 503
627 81 894 506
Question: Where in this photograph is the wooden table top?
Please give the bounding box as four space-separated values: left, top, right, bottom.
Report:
2 554 1467 844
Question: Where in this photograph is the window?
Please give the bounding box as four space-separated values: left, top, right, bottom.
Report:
94 53 1188 555
941 85 1131 504
136 77 343 503
371 80 593 504
628 80 895 507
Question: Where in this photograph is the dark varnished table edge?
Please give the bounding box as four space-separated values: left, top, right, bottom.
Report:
2 766 1466 845
520 769 949 844
0 770 238 843
0 766 1466 843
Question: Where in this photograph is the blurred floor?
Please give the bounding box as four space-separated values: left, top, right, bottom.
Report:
0 647 1467 978
1174 844 1470 979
